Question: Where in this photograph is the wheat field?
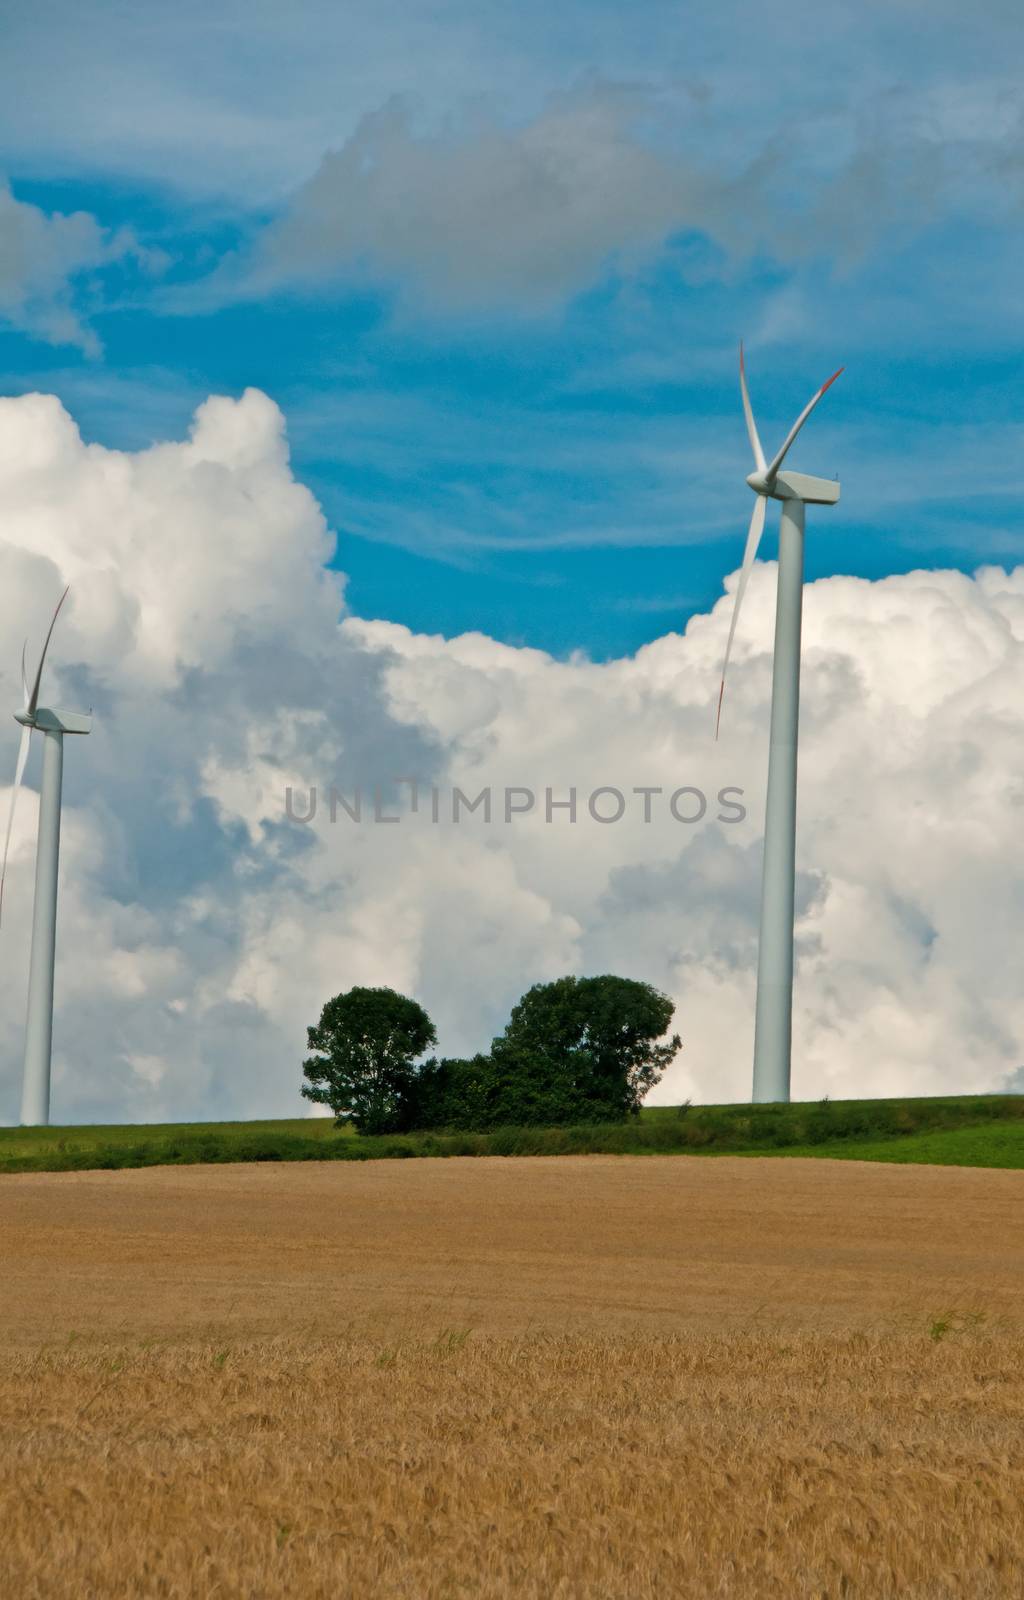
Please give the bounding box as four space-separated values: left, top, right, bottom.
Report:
3 1155 1023 1597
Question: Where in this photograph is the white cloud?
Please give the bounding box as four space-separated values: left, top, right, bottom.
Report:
0 183 151 355
0 387 1022 1125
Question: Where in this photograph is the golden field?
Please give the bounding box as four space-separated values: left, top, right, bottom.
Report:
2 1154 1023 1597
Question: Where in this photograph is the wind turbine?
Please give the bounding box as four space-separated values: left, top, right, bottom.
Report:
1 587 91 1125
716 345 843 1104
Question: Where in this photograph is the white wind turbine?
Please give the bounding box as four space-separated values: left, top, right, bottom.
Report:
1 586 91 1125
716 345 843 1104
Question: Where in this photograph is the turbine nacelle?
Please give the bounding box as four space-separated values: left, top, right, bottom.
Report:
715 346 843 739
745 469 841 505
14 707 91 735
2 584 81 928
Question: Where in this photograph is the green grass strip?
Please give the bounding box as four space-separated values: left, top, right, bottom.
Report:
1 1094 1022 1174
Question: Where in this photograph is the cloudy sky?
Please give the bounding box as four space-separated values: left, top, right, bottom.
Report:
0 0 1022 1121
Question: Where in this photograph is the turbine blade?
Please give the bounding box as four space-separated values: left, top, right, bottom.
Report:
26 584 70 717
0 723 32 928
21 642 29 709
764 366 843 484
715 494 768 739
739 343 766 472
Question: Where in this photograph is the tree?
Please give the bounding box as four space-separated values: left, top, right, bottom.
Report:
489 975 680 1125
402 1054 496 1132
302 986 437 1134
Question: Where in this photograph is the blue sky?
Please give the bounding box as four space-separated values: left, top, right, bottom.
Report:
1 0 1022 658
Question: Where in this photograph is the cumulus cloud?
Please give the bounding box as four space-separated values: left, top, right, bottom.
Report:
0 387 1021 1124
0 182 151 355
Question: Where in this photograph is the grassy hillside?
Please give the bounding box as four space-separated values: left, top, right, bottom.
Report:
1 1094 1022 1174
777 1121 1024 1169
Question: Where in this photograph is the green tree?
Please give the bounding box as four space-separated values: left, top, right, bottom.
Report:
402 1054 496 1131
489 974 680 1125
302 986 437 1134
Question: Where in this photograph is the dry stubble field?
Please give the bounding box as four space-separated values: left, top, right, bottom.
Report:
2 1154 1023 1598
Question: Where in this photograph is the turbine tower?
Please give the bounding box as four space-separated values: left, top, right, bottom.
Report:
1 587 91 1126
716 346 843 1104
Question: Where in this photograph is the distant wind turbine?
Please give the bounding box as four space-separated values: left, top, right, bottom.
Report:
1 587 91 1125
716 345 843 1104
